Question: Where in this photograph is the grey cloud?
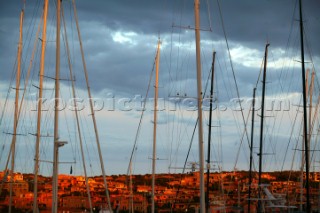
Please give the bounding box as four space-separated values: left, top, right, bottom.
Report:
1 0 319 110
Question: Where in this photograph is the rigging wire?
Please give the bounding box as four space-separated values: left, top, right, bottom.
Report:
171 57 214 209
114 44 159 213
0 0 42 173
126 47 158 176
216 0 252 170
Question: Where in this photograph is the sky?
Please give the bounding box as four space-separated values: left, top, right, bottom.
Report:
0 0 319 176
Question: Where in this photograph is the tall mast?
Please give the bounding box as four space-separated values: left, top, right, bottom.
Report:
72 0 112 211
308 71 315 144
61 5 93 212
299 69 308 211
194 0 205 212
248 87 256 213
298 0 310 211
129 161 134 213
257 43 269 212
52 0 61 212
206 51 216 212
8 9 24 213
151 39 161 213
33 0 49 212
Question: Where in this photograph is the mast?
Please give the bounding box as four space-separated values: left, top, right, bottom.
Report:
248 87 256 213
308 71 315 144
206 51 216 213
61 5 93 212
151 39 161 213
194 0 206 212
257 43 269 212
129 161 134 213
72 0 112 211
33 0 49 212
8 9 24 213
308 70 317 211
52 0 61 211
298 0 310 211
299 69 308 211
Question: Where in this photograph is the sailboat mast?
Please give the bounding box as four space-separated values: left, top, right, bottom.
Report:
61 5 94 212
206 51 215 212
248 87 256 213
52 0 61 211
8 9 24 213
129 161 134 213
298 0 310 211
299 69 308 211
72 0 112 211
258 43 269 212
33 0 49 212
194 0 205 212
308 71 315 143
151 39 161 213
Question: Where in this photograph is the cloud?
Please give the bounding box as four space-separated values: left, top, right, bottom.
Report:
0 0 319 176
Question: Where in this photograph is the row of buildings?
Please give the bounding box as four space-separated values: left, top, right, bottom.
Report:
0 170 320 212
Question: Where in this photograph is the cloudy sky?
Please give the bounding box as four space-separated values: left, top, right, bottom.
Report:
0 0 319 176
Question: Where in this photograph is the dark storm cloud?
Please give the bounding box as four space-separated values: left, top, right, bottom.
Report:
73 0 320 49
0 0 319 98
208 0 319 48
73 0 175 34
